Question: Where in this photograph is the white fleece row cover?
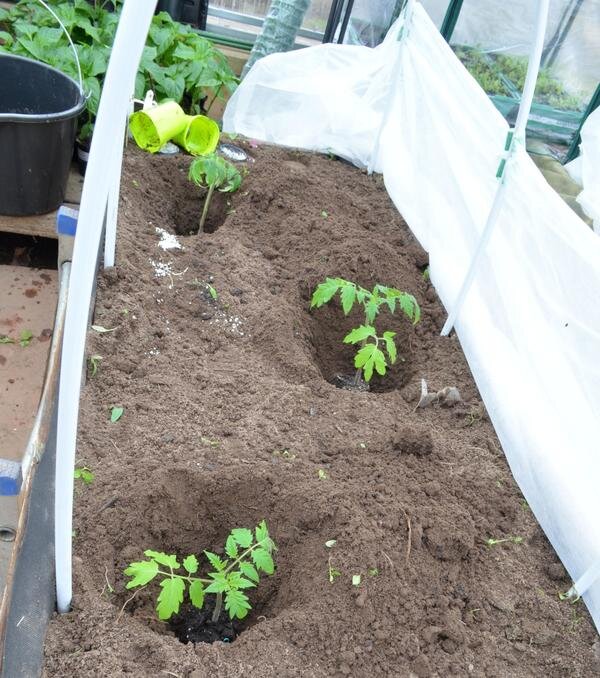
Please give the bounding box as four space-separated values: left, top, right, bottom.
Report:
224 1 600 631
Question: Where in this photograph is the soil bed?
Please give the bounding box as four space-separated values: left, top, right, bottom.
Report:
43 143 598 677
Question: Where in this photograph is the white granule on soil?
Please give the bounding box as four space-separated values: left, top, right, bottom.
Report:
149 259 173 278
155 227 183 251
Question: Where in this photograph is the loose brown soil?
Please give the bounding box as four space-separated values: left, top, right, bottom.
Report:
43 143 599 677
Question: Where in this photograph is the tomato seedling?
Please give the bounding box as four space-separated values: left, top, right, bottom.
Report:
311 278 420 384
74 466 94 485
188 153 242 233
124 520 276 622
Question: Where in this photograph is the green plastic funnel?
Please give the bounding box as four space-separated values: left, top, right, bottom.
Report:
173 115 220 156
129 101 187 153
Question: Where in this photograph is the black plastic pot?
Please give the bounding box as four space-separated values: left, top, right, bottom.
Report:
0 54 85 216
156 0 208 28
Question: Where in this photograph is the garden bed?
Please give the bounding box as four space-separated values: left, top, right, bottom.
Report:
42 143 599 677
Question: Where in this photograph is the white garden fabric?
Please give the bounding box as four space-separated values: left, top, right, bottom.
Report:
224 1 600 631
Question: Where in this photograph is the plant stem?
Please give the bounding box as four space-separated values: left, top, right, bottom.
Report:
199 183 215 233
205 85 222 115
212 592 223 623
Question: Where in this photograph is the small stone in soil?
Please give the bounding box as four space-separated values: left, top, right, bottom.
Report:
331 374 370 392
200 312 214 321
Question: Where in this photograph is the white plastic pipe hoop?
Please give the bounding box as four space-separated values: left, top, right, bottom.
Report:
440 0 550 337
36 0 83 93
54 0 156 615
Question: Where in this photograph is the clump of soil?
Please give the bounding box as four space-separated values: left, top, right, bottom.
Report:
42 143 599 678
169 600 239 645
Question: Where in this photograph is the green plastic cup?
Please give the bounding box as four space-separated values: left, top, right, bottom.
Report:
173 115 220 156
129 101 187 153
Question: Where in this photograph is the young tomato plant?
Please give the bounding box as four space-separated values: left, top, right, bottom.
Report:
124 521 276 623
188 154 242 233
311 278 420 384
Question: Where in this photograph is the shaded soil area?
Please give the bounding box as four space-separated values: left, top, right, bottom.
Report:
43 143 599 677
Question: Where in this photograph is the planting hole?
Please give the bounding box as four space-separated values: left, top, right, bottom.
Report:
113 470 327 647
172 189 229 235
309 302 415 393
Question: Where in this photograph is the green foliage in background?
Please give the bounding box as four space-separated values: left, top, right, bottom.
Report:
0 0 238 139
454 45 585 112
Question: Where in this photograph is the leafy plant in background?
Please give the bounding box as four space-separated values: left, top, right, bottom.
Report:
188 153 242 232
453 45 585 112
0 0 238 140
124 521 276 622
311 278 420 384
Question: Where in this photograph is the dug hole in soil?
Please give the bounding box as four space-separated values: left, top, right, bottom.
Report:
43 144 599 677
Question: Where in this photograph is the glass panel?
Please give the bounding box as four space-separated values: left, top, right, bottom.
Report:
207 0 333 44
448 0 600 154
418 0 451 29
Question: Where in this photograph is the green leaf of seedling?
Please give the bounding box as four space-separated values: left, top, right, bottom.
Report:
0 336 14 344
91 325 116 333
204 551 227 571
239 561 260 583
368 568 379 577
189 580 205 609
156 577 185 620
110 406 124 423
144 551 180 569
398 292 421 324
343 325 376 344
225 535 239 559
352 574 362 587
205 572 228 594
325 540 336 548
231 527 253 549
372 347 387 376
329 567 341 583
340 283 356 315
310 278 340 308
382 331 397 364
19 329 33 347
318 469 328 480
364 299 379 324
255 520 270 547
251 547 274 574
225 589 251 620
354 343 376 368
74 466 94 485
227 571 256 589
124 559 159 588
207 284 218 300
321 210 328 218
183 554 199 574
